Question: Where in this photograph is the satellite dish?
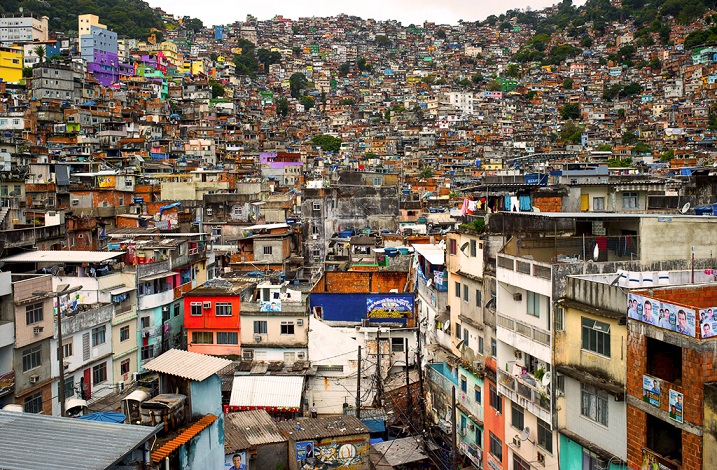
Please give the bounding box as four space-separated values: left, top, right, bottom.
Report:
542 372 551 387
681 202 691 214
593 244 599 261
426 279 433 288
50 265 61 277
520 427 530 441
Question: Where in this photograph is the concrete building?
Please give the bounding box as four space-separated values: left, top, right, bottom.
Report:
0 13 49 45
0 46 23 83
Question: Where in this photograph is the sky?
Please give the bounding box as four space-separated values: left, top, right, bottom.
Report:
146 0 586 28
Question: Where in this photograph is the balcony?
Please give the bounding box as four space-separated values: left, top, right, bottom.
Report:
138 289 174 311
60 304 114 337
427 363 483 424
0 320 13 348
497 368 551 423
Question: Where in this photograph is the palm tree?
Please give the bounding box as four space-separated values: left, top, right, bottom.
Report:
33 45 45 63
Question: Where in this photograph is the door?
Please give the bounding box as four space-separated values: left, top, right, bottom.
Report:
83 368 91 400
580 194 589 212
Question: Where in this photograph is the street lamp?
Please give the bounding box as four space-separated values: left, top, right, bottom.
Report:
33 283 83 417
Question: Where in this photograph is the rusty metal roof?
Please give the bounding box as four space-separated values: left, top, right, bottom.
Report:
276 415 370 441
151 414 218 463
225 410 287 452
142 349 232 382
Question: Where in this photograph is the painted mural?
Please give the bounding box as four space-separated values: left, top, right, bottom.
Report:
300 438 368 469
366 296 414 319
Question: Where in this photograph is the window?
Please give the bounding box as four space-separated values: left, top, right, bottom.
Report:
474 386 481 403
190 302 202 316
215 302 232 316
263 246 273 255
475 289 482 307
489 432 503 460
449 238 457 255
119 326 130 342
537 418 553 453
120 359 130 375
555 307 565 331
513 454 531 470
460 375 467 392
217 332 239 344
511 403 525 430
22 346 41 372
141 345 154 361
57 341 73 359
92 362 107 384
312 224 320 235
581 317 611 357
391 337 404 352
173 303 180 317
313 202 321 211
491 338 497 357
646 337 682 382
91 325 106 346
581 383 609 426
463 284 469 302
478 336 484 354
58 375 75 399
281 322 295 335
527 291 541 317
489 384 502 413
140 316 150 328
192 332 214 344
593 197 606 211
25 302 43 325
470 239 477 257
622 192 638 209
455 281 461 298
582 449 607 470
162 306 170 322
24 391 43 414
254 321 268 334
455 323 462 339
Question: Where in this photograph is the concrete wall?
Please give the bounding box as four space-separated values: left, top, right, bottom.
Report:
287 433 370 470
179 417 225 470
640 217 717 264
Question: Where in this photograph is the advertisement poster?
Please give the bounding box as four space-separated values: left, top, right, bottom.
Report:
366 296 414 319
225 452 248 470
698 308 717 339
627 293 696 337
260 300 281 312
643 375 661 407
642 449 678 470
669 389 683 423
296 441 315 461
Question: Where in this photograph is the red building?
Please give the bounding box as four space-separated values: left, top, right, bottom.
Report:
484 356 507 470
184 278 255 356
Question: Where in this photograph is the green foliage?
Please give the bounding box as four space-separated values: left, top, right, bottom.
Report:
299 95 314 111
597 144 613 151
486 79 502 91
22 66 32 78
472 73 483 84
607 157 633 167
505 64 520 78
289 73 309 98
632 142 652 154
526 90 538 100
340 98 355 106
209 80 225 99
183 17 204 33
276 97 289 117
375 35 392 48
311 134 342 153
338 62 350 77
455 78 472 87
233 39 259 76
622 131 638 144
3 0 166 39
257 48 281 71
419 167 433 178
357 57 373 72
559 121 584 144
544 44 581 65
460 218 485 232
660 149 675 162
560 103 580 120
421 75 436 85
563 78 574 89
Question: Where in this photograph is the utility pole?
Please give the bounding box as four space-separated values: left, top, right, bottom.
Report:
405 337 411 430
376 328 382 407
451 385 457 470
356 346 361 419
417 326 424 430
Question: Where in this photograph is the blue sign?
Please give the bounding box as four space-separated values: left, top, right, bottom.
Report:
296 441 314 460
366 296 414 319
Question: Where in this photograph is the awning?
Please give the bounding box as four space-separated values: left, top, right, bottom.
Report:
229 375 304 409
65 398 87 410
139 271 174 282
362 419 386 433
109 286 135 295
123 390 150 403
412 244 445 266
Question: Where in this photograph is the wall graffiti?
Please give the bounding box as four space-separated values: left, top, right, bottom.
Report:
302 438 368 469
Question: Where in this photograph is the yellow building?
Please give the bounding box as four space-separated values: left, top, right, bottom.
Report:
159 41 179 65
78 14 105 37
0 47 23 83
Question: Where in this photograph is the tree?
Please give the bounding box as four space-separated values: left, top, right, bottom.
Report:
300 95 315 111
505 64 520 78
289 73 309 99
209 80 225 99
472 73 483 84
340 98 355 106
338 62 350 77
33 45 45 63
357 57 372 72
580 35 593 48
563 78 574 89
660 149 675 162
375 35 392 48
436 29 447 40
597 144 613 151
22 66 33 78
622 131 638 145
276 97 289 116
560 103 580 120
487 80 502 91
632 142 651 154
419 167 433 178
257 48 281 72
526 90 538 100
184 17 204 33
311 134 342 153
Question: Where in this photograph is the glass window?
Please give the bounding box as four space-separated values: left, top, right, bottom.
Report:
455 323 462 339
24 391 43 413
514 454 531 470
190 303 202 316
491 338 497 357
490 384 502 413
593 197 605 211
215 302 232 316
173 303 180 317
120 359 130 375
455 281 461 298
391 337 404 352
582 317 611 357
192 332 214 344
119 326 130 342
92 362 107 384
463 284 469 302
58 375 74 398
478 336 484 354
489 432 503 460
25 302 43 325
216 332 239 344
537 418 553 453
254 321 267 334
470 239 477 257
91 325 106 346
281 322 295 335
22 346 41 372
581 383 609 426
622 192 638 209
476 289 482 307
141 345 154 361
527 291 541 317
449 239 457 255
511 403 525 430
460 375 467 392
582 448 607 470
474 386 481 403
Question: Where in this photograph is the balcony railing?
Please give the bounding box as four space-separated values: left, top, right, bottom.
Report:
497 314 551 347
497 368 551 423
427 365 483 423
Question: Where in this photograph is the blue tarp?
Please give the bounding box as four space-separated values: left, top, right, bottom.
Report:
78 411 126 423
362 419 386 433
370 438 385 444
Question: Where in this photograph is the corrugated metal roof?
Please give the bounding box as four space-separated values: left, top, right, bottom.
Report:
0 409 161 470
0 251 125 264
229 375 304 408
370 436 429 468
276 415 370 441
143 349 232 382
225 410 288 452
151 414 218 463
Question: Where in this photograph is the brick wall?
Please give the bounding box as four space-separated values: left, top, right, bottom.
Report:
640 286 717 310
314 271 408 293
532 196 562 213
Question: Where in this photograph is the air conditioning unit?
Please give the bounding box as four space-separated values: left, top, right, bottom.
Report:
512 436 521 448
33 326 44 334
254 335 262 343
537 452 546 466
71 199 79 206
162 306 170 313
361 319 370 327
129 206 140 215
29 375 40 384
296 319 304 326
203 301 212 309
513 293 522 301
311 235 318 240
297 352 305 359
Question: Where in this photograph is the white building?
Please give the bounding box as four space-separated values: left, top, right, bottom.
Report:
0 14 48 45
